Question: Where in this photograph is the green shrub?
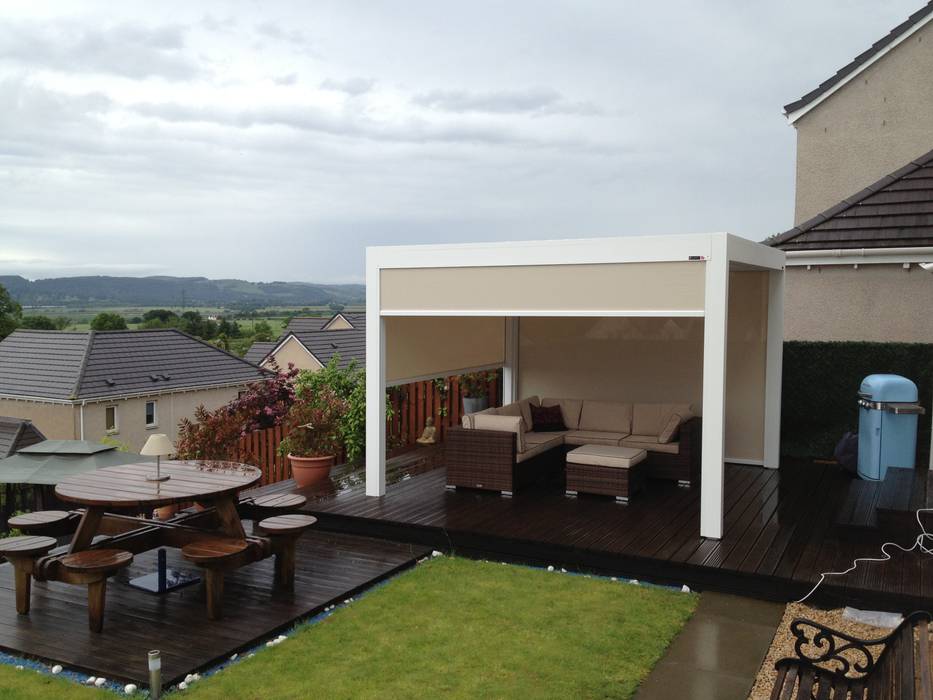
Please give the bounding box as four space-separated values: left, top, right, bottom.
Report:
781 341 933 460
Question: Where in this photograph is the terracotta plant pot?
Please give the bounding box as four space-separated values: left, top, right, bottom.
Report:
289 453 336 487
154 504 178 520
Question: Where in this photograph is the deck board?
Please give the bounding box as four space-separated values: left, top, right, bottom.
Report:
303 459 933 611
0 529 428 686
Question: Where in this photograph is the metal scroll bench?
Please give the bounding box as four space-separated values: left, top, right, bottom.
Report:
770 611 932 699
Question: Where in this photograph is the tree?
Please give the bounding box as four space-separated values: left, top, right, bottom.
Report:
0 283 22 340
90 312 128 331
252 320 274 342
19 315 58 330
142 309 176 323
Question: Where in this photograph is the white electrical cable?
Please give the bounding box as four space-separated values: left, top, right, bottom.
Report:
795 506 933 604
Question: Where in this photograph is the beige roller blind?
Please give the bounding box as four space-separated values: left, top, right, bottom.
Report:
385 316 505 384
381 261 706 314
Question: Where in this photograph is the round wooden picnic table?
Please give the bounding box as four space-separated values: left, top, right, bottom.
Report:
55 460 262 553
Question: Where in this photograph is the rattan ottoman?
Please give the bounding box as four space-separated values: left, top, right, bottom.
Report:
565 445 647 504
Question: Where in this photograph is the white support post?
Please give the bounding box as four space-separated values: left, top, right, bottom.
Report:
763 270 784 470
365 253 386 497
700 236 729 540
501 317 520 405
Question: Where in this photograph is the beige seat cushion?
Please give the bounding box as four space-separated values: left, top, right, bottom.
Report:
564 430 628 447
541 398 583 430
524 431 568 446
461 406 499 429
658 413 683 443
579 400 633 434
566 444 647 469
473 414 525 453
516 432 564 462
622 436 680 455
497 402 526 430
632 403 693 437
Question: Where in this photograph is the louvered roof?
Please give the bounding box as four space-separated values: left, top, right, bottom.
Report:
0 417 46 458
0 329 267 401
766 148 933 251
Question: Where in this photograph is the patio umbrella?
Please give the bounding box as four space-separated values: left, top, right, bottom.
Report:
0 440 154 485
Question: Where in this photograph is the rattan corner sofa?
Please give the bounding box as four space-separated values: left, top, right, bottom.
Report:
445 396 701 496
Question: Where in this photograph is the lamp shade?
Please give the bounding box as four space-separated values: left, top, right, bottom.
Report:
140 434 174 457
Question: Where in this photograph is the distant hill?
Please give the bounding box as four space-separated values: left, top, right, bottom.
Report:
0 275 365 309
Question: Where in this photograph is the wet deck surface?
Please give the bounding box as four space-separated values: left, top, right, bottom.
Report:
0 528 428 686
301 458 933 612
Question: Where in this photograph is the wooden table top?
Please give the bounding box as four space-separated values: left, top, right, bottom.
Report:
55 460 262 508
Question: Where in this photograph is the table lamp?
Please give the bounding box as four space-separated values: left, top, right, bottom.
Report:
141 433 174 482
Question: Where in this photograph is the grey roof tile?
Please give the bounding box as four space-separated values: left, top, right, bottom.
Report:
765 147 933 251
0 416 46 458
244 341 276 365
0 329 268 401
291 328 365 369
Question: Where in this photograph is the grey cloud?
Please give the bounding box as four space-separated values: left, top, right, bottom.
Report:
273 73 298 85
412 87 599 115
255 21 313 49
320 77 375 96
0 21 200 81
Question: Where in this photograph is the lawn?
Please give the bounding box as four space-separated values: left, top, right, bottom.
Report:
0 557 696 699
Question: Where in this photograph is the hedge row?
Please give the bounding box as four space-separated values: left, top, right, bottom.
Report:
781 341 933 460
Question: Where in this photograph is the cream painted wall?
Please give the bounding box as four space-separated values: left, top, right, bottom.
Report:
784 264 933 342
83 386 246 452
0 400 77 440
517 271 768 462
793 22 933 223
323 315 354 330
263 336 324 372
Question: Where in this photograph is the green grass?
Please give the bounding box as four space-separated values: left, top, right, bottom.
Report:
0 558 697 699
0 667 103 699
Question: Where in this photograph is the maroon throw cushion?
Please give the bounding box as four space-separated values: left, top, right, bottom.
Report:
529 404 566 432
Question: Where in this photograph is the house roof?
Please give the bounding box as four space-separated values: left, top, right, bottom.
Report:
293 328 365 368
784 2 933 122
243 341 276 365
284 317 329 334
0 329 268 402
0 417 46 459
765 147 933 251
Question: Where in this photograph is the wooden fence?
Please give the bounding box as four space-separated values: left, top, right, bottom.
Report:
234 370 501 485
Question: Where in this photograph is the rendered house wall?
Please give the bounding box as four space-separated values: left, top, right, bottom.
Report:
0 401 77 441
793 22 933 223
265 336 324 372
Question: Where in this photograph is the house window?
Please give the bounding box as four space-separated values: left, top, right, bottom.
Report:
145 401 158 428
105 406 118 432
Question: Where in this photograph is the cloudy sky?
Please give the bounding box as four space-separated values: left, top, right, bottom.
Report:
0 1 922 283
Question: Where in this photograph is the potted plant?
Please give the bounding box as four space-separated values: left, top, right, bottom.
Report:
460 371 497 415
279 387 346 487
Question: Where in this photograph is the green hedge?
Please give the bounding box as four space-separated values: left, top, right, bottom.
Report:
781 341 933 460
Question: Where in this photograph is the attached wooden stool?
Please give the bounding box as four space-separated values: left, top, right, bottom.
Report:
257 514 317 591
251 493 307 511
8 510 78 537
59 549 133 632
0 535 57 614
182 538 249 620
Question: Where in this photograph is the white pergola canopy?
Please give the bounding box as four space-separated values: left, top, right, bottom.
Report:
366 233 786 539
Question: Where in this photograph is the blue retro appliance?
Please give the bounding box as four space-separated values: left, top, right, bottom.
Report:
857 374 925 480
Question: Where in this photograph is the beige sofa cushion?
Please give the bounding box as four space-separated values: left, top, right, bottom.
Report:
566 444 646 469
622 436 680 455
516 437 561 463
659 413 682 443
497 402 526 430
632 403 693 436
564 430 628 447
461 406 499 429
473 414 525 452
524 431 568 446
541 398 582 430
579 400 633 434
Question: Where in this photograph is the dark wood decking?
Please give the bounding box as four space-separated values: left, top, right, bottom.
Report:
0 528 428 686
302 459 933 612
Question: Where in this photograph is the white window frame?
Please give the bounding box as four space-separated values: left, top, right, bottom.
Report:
105 405 119 434
145 400 158 429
